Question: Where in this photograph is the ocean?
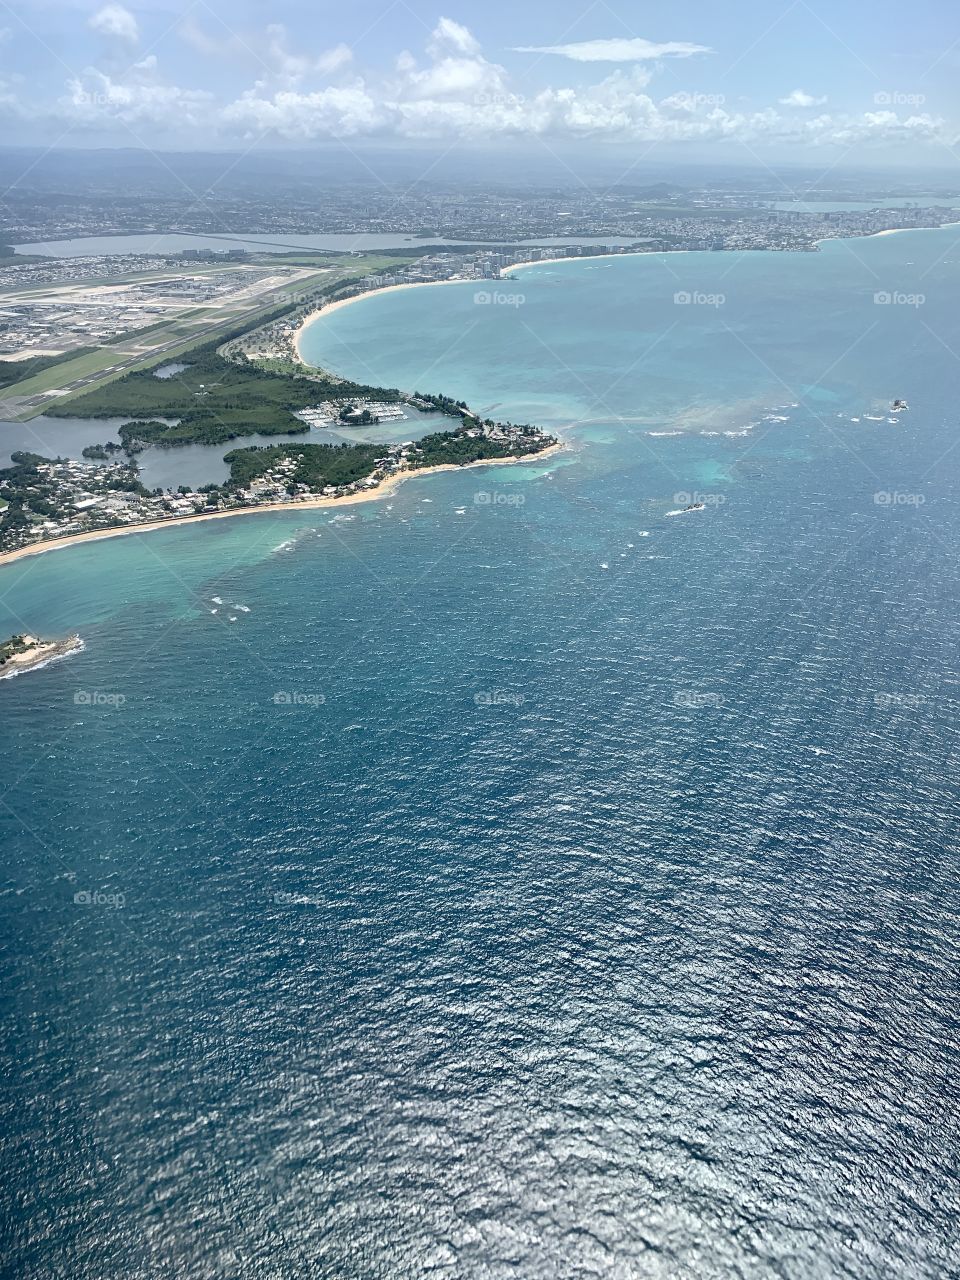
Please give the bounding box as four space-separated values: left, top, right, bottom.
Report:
1 228 959 1277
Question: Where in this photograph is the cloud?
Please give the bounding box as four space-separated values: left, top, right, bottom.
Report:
780 89 827 108
62 68 212 129
428 17 481 58
88 4 139 45
316 44 353 76
265 24 352 84
52 16 947 153
512 37 711 62
178 18 231 58
178 18 352 86
221 84 384 138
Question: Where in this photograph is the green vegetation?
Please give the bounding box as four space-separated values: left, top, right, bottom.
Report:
0 450 150 543
414 427 544 466
0 632 36 665
0 633 35 665
223 424 555 495
224 442 382 491
339 404 377 425
44 332 400 445
413 391 478 422
81 441 124 460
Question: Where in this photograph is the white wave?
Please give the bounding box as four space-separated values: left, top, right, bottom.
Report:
0 637 85 681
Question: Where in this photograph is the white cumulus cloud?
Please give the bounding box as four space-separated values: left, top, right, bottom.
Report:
52 16 948 154
88 4 139 45
780 89 828 108
512 37 711 62
428 17 481 58
265 24 353 85
63 67 212 129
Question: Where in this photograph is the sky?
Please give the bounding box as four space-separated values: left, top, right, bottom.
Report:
0 0 958 167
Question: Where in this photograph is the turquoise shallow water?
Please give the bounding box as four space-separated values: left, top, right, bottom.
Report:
2 229 960 1278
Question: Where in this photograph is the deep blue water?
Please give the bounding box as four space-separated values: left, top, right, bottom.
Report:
2 229 960 1278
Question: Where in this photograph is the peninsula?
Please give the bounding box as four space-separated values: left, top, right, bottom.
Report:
0 414 558 563
0 632 83 677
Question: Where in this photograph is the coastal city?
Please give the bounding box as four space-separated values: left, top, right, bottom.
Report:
0 183 955 558
0 412 556 556
2 156 957 244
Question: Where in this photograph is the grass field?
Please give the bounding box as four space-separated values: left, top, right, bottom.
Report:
4 347 133 398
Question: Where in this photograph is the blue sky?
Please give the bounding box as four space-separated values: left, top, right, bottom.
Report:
1 0 957 163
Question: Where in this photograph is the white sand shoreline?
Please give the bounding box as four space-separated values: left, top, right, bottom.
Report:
294 222 960 361
0 634 84 678
0 444 565 569
293 279 475 361
502 250 659 273
292 254 665 362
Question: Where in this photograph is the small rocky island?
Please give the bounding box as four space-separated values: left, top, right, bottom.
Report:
0 632 83 678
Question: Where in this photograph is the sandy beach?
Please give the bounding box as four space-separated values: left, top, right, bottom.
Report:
292 255 667 363
503 250 656 274
293 278 476 362
0 634 84 678
0 444 564 569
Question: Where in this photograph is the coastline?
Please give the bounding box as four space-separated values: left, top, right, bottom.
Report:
293 279 476 362
291 253 662 363
0 443 564 569
293 222 960 362
503 250 656 274
0 634 84 679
